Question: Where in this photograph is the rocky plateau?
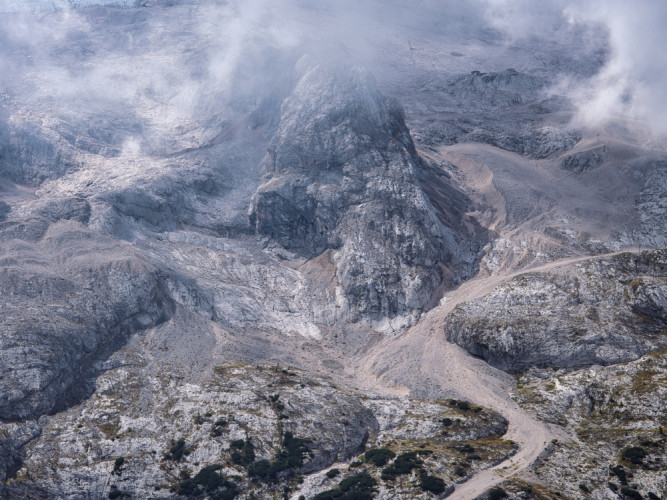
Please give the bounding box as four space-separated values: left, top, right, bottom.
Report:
0 1 665 500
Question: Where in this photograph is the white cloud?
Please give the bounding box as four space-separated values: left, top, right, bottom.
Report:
480 0 667 135
1 0 666 139
567 1 667 134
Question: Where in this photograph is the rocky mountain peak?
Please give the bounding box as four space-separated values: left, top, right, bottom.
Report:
250 59 464 330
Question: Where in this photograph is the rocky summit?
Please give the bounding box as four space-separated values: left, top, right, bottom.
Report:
0 1 665 500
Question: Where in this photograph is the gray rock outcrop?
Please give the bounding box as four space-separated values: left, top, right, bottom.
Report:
466 126 582 159
0 232 170 420
560 149 605 172
447 250 667 372
250 61 466 329
444 69 547 110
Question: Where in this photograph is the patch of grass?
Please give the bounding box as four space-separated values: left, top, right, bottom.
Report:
457 444 475 453
98 420 121 439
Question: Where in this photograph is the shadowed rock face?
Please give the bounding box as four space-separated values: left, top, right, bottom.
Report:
0 236 171 420
250 61 466 329
447 250 667 372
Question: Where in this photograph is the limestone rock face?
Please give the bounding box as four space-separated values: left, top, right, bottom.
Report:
466 126 582 159
509 354 667 500
24 361 373 499
447 250 667 372
444 69 547 110
0 225 169 420
0 236 170 420
560 149 605 172
0 2 665 499
250 62 462 329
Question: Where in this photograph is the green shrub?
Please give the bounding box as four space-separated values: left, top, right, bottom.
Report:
113 457 124 475
326 468 340 478
458 444 475 453
338 472 377 492
610 464 628 484
313 472 377 500
248 432 310 481
164 439 187 461
249 459 271 478
381 451 424 480
364 448 396 467
620 486 642 500
441 417 453 427
108 486 122 499
454 464 468 477
282 432 310 467
231 438 255 466
177 464 238 499
349 460 362 468
647 492 660 500
488 488 508 500
457 401 471 411
622 447 648 465
419 472 446 494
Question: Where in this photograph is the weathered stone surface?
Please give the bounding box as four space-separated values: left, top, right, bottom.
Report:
0 356 513 499
443 69 547 110
466 126 582 159
447 250 667 372
0 2 664 499
0 231 170 420
505 352 667 500
250 61 467 330
560 149 605 172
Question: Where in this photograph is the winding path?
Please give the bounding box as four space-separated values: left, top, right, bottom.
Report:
349 249 640 499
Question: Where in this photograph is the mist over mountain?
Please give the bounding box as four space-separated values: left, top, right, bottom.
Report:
0 1 665 499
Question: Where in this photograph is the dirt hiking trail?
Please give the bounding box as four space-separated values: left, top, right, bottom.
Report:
349 249 640 499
